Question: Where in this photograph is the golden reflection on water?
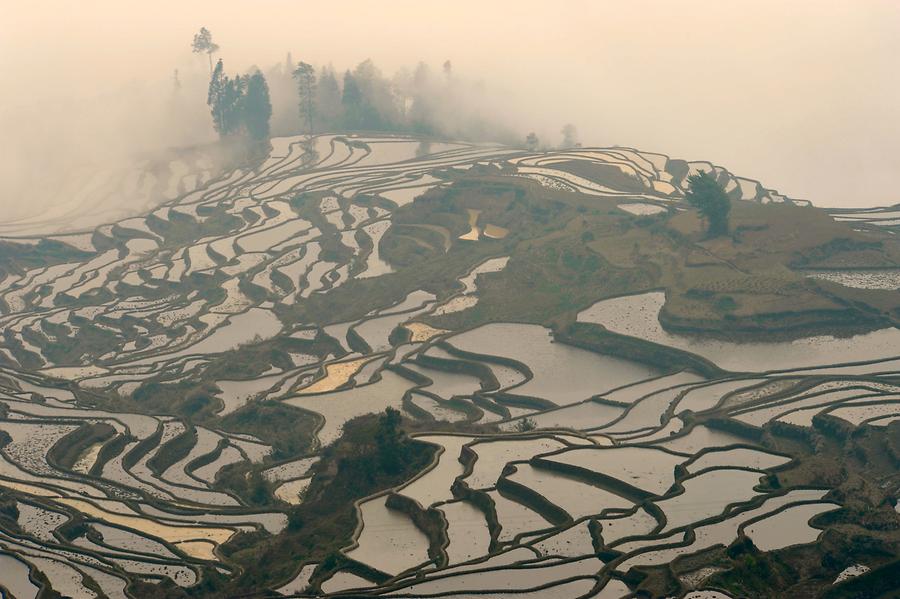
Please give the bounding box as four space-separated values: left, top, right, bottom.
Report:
296 356 374 395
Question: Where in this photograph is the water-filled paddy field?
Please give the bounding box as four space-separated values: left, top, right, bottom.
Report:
0 133 898 598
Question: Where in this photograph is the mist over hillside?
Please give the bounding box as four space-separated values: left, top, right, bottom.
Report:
4 0 900 214
0 53 520 228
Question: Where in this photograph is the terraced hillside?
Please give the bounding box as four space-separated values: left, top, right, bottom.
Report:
0 134 899 598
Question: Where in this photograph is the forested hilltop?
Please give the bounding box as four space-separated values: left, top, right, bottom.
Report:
191 26 522 148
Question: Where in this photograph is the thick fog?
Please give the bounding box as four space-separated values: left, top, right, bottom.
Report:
2 0 899 225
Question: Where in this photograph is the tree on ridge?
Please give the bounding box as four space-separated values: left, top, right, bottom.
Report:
191 27 220 75
684 170 732 237
293 62 317 134
207 59 272 140
244 71 272 140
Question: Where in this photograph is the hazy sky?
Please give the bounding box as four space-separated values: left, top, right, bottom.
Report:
2 0 900 208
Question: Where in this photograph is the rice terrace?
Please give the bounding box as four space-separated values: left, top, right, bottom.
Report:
1 4 900 599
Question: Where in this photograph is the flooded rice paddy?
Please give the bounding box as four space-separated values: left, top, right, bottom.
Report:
0 134 897 597
578 291 900 372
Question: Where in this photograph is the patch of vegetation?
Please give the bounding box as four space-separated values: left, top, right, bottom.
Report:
513 417 537 432
791 237 887 269
131 380 221 419
216 401 318 460
47 422 116 470
710 549 796 596
713 294 737 312
0 490 20 527
0 239 93 280
150 210 243 249
215 408 436 594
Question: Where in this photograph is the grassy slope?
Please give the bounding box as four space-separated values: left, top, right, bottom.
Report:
372 178 900 337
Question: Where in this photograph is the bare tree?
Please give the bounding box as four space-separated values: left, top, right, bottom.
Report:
191 27 220 75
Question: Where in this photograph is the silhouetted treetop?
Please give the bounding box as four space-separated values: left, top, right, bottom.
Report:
685 170 731 237
191 27 220 74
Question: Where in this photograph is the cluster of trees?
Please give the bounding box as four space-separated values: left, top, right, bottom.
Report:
329 407 422 484
191 27 576 149
374 407 407 474
194 28 272 141
253 48 535 143
524 124 579 151
279 57 514 141
207 60 272 140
